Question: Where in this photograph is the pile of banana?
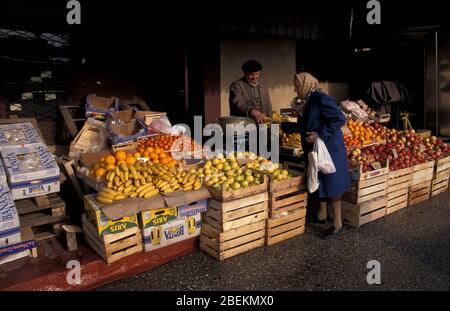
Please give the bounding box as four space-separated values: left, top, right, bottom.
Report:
96 161 203 204
281 133 302 149
96 162 159 204
151 166 203 193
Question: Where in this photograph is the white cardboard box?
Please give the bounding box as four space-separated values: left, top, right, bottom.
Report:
0 123 43 150
0 161 7 185
0 183 21 246
142 213 201 252
2 144 60 200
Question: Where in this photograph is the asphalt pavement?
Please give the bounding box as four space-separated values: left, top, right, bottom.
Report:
97 191 450 291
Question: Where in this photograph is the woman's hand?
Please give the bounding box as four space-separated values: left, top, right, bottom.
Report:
305 132 316 144
250 109 266 124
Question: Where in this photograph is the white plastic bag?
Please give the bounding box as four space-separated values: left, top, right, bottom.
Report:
307 151 319 193
314 134 336 174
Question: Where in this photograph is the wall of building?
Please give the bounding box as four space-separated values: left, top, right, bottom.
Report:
220 37 297 116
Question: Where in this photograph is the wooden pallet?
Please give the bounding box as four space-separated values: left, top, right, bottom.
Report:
200 221 265 261
206 173 268 202
342 196 387 227
16 194 68 241
82 214 142 264
411 161 435 186
266 208 306 246
386 167 412 214
431 173 449 197
204 192 268 232
409 181 432 206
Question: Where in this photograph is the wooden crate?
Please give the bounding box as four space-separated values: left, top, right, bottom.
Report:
16 194 68 241
431 173 449 197
342 196 387 227
386 167 412 215
82 214 142 264
206 174 268 202
345 162 389 204
69 122 106 159
266 208 306 246
435 155 450 177
411 161 435 186
200 221 265 261
203 192 268 232
409 181 432 206
268 169 307 218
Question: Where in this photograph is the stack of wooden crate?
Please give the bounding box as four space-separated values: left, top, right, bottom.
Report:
431 155 450 197
200 176 268 261
266 169 307 246
386 167 412 215
409 161 435 205
342 162 389 227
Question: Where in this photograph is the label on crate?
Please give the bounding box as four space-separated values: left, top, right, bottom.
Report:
392 149 398 159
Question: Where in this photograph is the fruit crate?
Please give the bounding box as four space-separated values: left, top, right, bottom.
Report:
206 173 268 202
265 208 306 246
408 181 432 206
200 220 265 261
431 173 449 197
268 169 307 218
203 192 268 232
342 196 387 228
345 161 389 204
386 167 412 215
82 214 142 264
435 154 450 176
411 161 435 186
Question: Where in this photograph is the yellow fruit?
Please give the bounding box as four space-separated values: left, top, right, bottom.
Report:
126 157 136 166
96 196 113 204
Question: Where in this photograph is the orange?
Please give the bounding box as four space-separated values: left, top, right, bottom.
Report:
134 152 141 158
125 156 136 166
117 160 127 166
152 159 160 164
95 168 106 178
115 151 127 161
105 164 115 172
105 155 116 165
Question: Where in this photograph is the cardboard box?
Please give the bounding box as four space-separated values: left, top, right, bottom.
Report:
69 121 107 159
2 144 60 200
0 123 43 150
0 161 7 185
142 212 201 252
0 239 36 265
135 111 167 126
0 183 20 246
84 194 139 236
106 119 148 146
111 108 137 122
139 207 178 230
177 199 207 218
85 94 119 121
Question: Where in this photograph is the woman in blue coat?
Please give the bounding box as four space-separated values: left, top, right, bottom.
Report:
283 72 350 238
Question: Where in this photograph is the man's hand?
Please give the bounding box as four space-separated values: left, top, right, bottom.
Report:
305 132 317 144
250 108 266 124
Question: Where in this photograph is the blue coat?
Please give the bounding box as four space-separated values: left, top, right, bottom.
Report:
299 91 350 199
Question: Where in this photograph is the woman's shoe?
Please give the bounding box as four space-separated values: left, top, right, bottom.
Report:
317 217 328 224
320 226 343 239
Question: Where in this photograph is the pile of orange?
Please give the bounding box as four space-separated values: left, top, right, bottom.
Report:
345 119 383 147
93 150 140 178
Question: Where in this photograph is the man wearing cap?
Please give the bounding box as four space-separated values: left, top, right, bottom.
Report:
229 60 273 123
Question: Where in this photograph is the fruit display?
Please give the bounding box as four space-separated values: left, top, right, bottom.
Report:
266 168 293 182
344 119 386 148
92 150 141 179
281 133 302 149
347 129 450 173
205 168 264 191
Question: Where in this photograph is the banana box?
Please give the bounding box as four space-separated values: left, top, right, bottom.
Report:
0 161 7 185
142 213 201 252
84 194 138 237
0 183 20 246
177 200 207 218
0 123 43 151
1 144 60 200
139 207 178 230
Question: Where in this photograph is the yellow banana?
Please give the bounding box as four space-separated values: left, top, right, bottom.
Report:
124 171 129 182
124 185 133 194
125 179 133 187
162 175 172 182
160 184 172 192
140 186 158 198
163 188 175 193
115 166 121 176
117 185 124 193
114 176 121 187
129 165 137 178
96 196 113 204
144 188 159 198
98 191 114 200
114 194 126 201
146 175 152 183
194 183 202 191
101 187 116 196
140 176 146 185
142 171 148 178
119 170 125 183
182 185 193 192
188 174 197 182
129 192 138 198
107 181 113 188
120 164 129 173
134 179 141 188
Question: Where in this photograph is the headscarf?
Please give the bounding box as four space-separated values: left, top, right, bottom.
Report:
295 72 319 100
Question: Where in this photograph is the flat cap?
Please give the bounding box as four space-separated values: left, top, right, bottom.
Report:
242 59 262 73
